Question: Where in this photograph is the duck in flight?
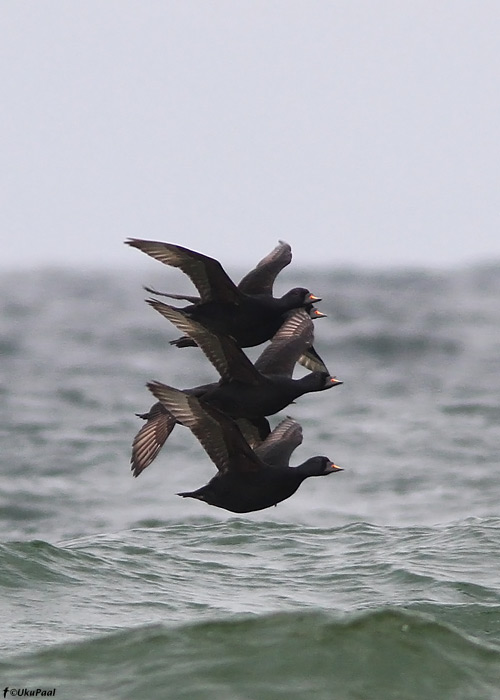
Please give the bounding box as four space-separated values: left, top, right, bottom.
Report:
144 238 293 303
125 238 322 349
131 305 342 476
146 380 343 513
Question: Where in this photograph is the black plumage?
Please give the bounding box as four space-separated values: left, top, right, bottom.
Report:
131 306 341 476
125 238 321 348
146 381 342 513
145 238 293 301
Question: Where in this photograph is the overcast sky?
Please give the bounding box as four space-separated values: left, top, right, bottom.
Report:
1 1 499 270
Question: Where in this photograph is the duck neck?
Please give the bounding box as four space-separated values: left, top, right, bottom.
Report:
294 458 327 479
294 372 328 394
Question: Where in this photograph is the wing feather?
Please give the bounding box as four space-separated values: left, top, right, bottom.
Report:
147 381 262 473
147 299 263 385
126 239 240 303
254 308 314 376
297 345 330 374
131 404 176 476
253 417 303 466
237 240 292 296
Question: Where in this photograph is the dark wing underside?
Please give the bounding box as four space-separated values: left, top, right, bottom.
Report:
131 402 176 477
297 345 330 374
237 240 292 296
253 416 303 467
235 416 272 448
254 308 314 377
147 381 263 473
126 239 241 304
146 299 263 385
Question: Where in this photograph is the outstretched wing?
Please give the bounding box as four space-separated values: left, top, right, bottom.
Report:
126 239 240 304
254 308 314 377
253 416 303 467
237 240 292 296
235 416 271 448
297 345 330 374
147 298 264 385
147 381 262 473
131 403 176 477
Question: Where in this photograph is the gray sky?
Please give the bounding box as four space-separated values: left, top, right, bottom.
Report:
1 1 499 270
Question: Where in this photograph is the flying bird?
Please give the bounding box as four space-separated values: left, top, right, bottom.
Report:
131 305 341 476
146 381 343 513
125 238 322 348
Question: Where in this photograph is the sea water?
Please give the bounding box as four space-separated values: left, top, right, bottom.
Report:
1 263 500 699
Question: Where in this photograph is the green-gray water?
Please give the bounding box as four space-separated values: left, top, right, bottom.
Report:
1 264 500 699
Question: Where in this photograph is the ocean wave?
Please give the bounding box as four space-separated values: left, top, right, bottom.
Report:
2 519 500 664
3 518 500 598
2 266 500 698
0 539 106 588
334 328 462 358
1 609 500 700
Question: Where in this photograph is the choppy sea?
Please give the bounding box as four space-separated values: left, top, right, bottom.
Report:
1 261 500 699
